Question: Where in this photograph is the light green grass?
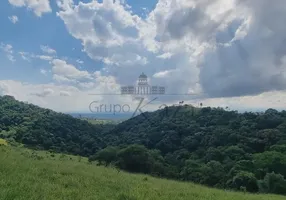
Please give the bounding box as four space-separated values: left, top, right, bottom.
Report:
0 138 8 146
0 146 284 200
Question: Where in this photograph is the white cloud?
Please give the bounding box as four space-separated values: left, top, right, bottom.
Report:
56 0 200 97
8 15 19 24
40 69 47 75
8 0 52 17
2 0 286 112
156 52 173 59
18 51 55 62
19 52 30 62
31 88 54 97
56 0 142 66
1 43 13 54
1 79 286 113
76 59 84 64
57 0 286 100
0 78 128 113
153 70 173 78
0 43 15 62
37 55 53 61
51 59 92 83
103 54 148 66
6 55 16 62
40 45 56 54
60 90 71 96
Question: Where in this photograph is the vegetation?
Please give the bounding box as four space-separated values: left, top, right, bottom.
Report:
0 146 285 200
1 95 286 195
0 138 8 146
84 118 123 125
96 106 286 195
0 95 113 155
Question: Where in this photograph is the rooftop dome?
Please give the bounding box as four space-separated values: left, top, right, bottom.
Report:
139 73 147 79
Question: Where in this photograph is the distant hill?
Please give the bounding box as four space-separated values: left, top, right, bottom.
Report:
68 112 132 120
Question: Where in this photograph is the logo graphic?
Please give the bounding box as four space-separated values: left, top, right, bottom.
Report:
88 73 203 124
89 102 131 115
121 73 165 95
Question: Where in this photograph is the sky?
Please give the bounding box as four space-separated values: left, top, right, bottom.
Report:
1 0 286 113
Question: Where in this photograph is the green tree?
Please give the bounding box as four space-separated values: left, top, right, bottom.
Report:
200 161 226 187
93 146 118 166
116 145 154 174
258 172 286 195
254 151 286 178
228 171 258 192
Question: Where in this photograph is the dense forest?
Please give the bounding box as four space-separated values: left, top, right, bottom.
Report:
0 95 112 155
1 95 286 195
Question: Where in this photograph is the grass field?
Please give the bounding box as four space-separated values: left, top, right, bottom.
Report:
0 146 284 200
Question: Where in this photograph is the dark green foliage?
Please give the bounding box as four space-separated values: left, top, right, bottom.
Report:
270 144 286 153
91 145 167 177
253 151 286 178
227 171 258 192
258 172 286 195
0 95 112 156
200 161 226 187
116 145 155 173
98 105 286 195
90 146 118 166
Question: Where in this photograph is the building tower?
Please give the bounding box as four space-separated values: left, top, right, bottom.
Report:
137 73 149 95
121 72 165 95
138 73 148 86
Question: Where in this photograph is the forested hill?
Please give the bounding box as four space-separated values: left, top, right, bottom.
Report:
98 105 286 195
104 105 286 152
0 95 112 155
1 95 286 195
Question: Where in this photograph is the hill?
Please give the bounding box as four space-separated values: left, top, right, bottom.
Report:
98 106 286 194
1 95 286 195
0 95 113 155
0 146 284 200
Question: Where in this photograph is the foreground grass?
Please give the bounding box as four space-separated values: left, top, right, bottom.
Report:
0 147 284 200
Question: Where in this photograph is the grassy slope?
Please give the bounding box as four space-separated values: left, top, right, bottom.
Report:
0 147 284 200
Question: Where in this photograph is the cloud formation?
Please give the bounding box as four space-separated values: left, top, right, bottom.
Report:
2 0 286 113
57 0 286 100
0 43 15 62
8 0 52 17
40 45 56 54
8 15 19 24
198 0 286 97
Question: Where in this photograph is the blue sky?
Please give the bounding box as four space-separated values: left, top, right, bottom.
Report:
0 0 159 84
1 0 286 112
0 0 95 83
